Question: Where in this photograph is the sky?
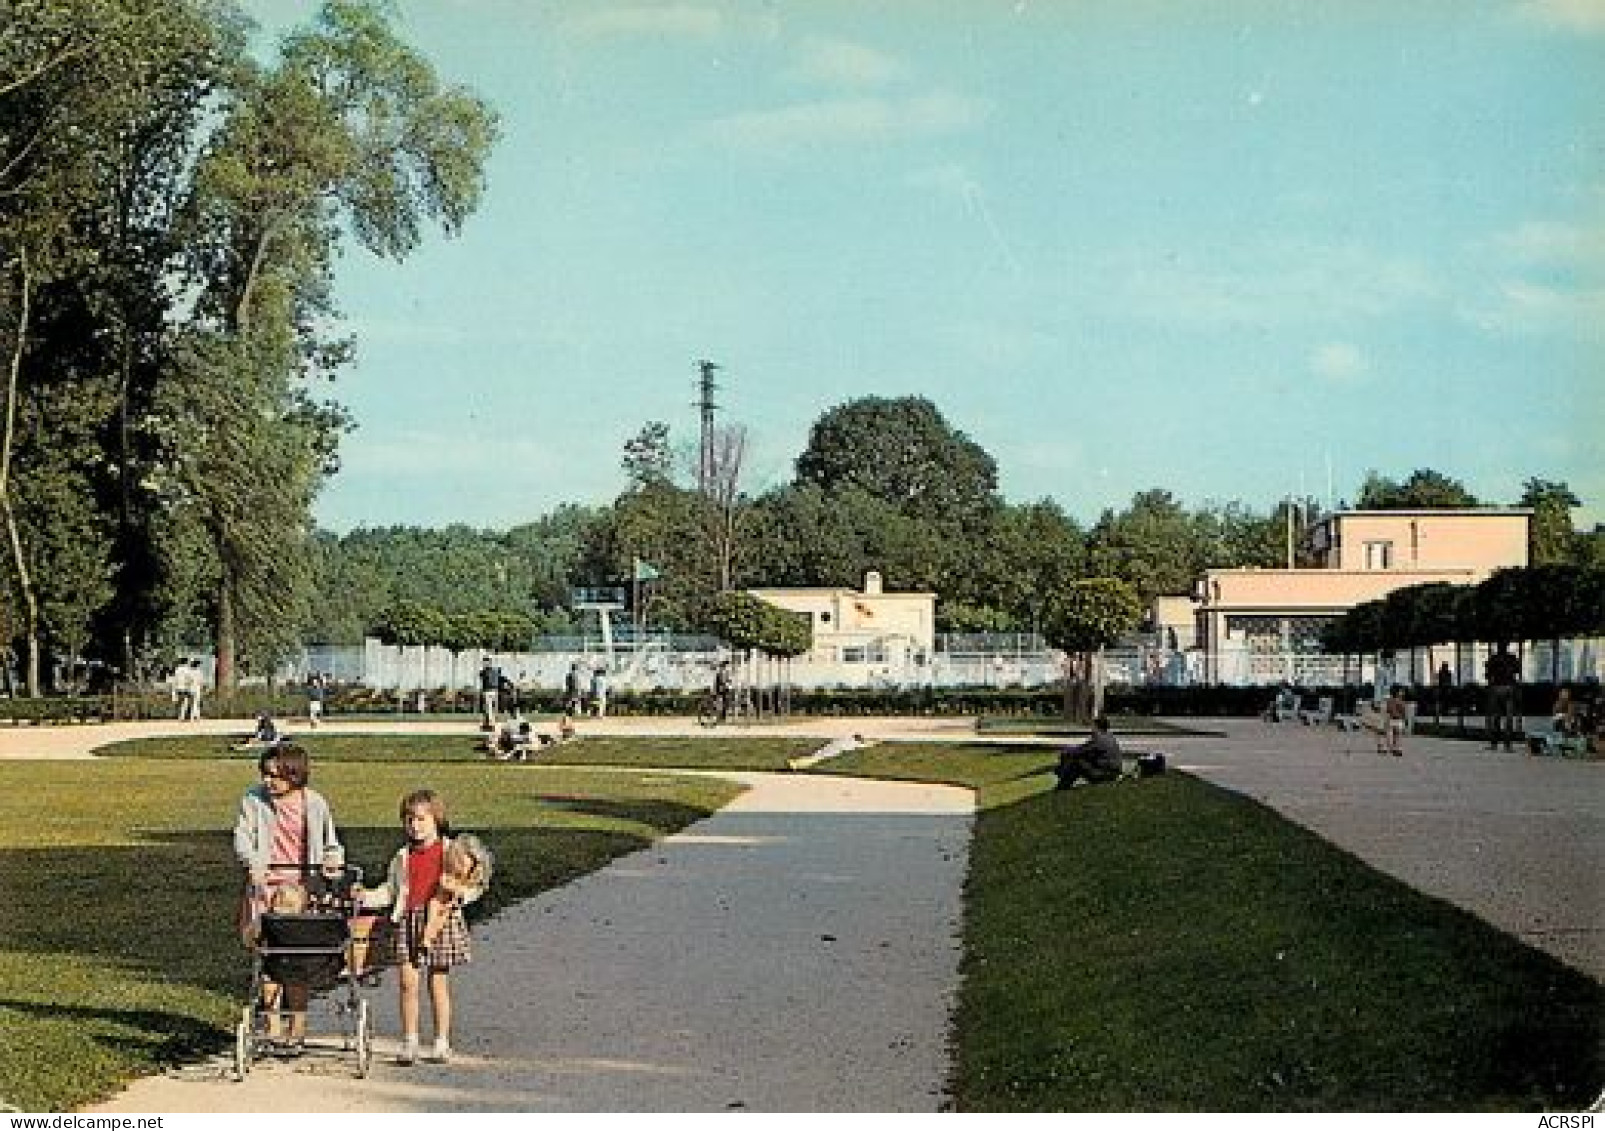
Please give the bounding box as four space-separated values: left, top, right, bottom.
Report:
241 0 1605 533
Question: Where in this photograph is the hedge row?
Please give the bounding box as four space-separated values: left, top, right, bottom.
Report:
0 681 1589 725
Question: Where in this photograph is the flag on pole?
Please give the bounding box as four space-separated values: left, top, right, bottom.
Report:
633 558 660 582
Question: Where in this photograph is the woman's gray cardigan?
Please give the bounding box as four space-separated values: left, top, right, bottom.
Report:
233 784 341 877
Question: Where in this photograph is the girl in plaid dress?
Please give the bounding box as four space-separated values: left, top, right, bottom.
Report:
359 790 486 1065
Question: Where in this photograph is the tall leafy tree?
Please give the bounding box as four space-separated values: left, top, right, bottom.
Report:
1195 501 1271 569
165 0 498 687
620 421 674 490
1085 489 1203 607
1 0 237 691
1518 478 1580 567
795 395 999 528
960 499 1085 632
1040 576 1143 722
1356 469 1479 509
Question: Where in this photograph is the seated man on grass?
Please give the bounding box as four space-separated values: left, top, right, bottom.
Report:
1055 716 1123 791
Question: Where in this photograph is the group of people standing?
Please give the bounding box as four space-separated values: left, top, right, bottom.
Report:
562 660 609 719
475 658 611 728
233 744 488 1065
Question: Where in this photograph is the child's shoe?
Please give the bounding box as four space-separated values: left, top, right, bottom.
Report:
396 1036 419 1066
424 1039 451 1064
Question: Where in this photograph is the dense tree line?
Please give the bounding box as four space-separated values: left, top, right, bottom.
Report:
1322 564 1605 682
0 0 496 691
313 395 1604 655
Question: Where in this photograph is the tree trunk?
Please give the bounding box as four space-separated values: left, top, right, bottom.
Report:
1061 652 1094 724
214 562 236 692
0 251 40 696
0 494 40 696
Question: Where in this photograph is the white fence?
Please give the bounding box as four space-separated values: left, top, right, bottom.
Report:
284 633 1605 694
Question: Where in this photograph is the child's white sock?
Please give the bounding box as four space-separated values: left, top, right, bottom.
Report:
398 1034 419 1065
427 1037 451 1063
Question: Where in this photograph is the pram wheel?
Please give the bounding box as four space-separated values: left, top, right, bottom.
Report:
233 1005 253 1080
354 998 371 1078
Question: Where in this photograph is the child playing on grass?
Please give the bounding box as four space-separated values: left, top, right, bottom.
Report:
359 790 487 1065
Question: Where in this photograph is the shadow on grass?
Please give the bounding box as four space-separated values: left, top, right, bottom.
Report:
0 824 672 999
527 793 711 830
0 793 720 1110
0 998 225 1063
954 773 1604 1112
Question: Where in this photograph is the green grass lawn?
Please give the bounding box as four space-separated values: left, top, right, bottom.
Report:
0 757 740 1111
820 741 1603 1111
973 716 1223 738
5 735 1599 1112
98 732 820 770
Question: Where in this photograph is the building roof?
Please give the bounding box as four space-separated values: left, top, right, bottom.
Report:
1322 507 1533 519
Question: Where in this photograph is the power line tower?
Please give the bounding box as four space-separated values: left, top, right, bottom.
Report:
695 358 720 495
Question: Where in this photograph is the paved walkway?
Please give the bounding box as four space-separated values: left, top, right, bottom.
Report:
1170 717 1604 982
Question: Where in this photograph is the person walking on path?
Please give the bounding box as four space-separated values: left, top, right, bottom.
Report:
1379 685 1409 756
306 672 326 729
1484 643 1521 752
233 743 344 1051
1434 661 1454 724
477 658 500 730
172 660 204 721
712 660 734 724
563 661 584 718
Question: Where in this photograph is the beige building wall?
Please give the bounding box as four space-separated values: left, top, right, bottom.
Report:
749 571 936 663
1192 508 1532 684
1312 510 1529 572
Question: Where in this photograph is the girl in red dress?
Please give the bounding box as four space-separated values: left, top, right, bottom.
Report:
360 789 486 1065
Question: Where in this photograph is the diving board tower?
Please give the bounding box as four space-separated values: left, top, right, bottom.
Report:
570 587 626 664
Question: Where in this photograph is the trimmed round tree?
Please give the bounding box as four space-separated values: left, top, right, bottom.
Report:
1039 577 1143 723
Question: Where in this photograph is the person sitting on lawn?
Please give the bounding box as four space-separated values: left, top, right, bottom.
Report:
232 712 282 753
1055 716 1124 790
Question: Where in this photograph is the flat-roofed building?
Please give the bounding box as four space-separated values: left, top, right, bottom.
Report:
1177 508 1531 685
748 571 936 668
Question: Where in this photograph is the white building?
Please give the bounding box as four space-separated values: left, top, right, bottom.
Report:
748 571 937 669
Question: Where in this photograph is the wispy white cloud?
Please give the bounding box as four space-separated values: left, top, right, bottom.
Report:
1463 280 1605 338
1493 218 1605 269
1463 210 1605 338
1309 342 1371 383
700 91 989 152
1110 241 1440 331
785 36 911 89
1511 0 1605 33
560 5 724 40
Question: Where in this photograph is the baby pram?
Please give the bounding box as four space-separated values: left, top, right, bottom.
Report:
234 865 387 1080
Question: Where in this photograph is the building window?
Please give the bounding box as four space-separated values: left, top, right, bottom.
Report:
842 646 866 663
819 611 831 624
1363 540 1393 569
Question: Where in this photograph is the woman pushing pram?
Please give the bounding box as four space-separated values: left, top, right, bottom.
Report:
232 743 380 1078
